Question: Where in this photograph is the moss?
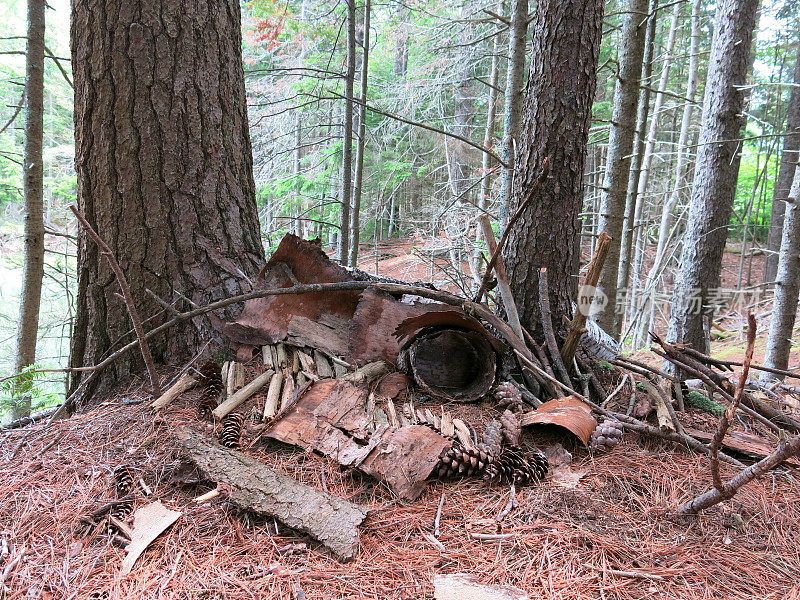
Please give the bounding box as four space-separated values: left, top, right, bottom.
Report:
686 390 725 416
596 360 614 371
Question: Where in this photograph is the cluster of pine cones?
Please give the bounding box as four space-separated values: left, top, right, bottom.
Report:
590 418 624 452
433 409 548 486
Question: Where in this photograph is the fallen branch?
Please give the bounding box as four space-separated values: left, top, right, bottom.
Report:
561 231 611 366
473 158 549 302
538 268 572 386
212 370 274 419
70 205 161 397
477 214 523 339
178 429 368 561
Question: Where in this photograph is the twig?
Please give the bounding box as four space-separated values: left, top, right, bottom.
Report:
0 544 25 589
601 374 629 409
473 158 549 302
538 268 572 386
710 314 756 495
434 492 445 537
586 564 664 582
70 205 161 398
561 231 611 366
469 532 513 541
495 484 517 523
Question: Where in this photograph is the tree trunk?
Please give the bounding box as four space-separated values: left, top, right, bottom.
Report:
596 0 650 334
641 0 702 339
69 0 266 400
502 0 604 335
293 110 302 236
666 0 759 353
498 0 528 213
349 0 370 268
616 0 658 335
761 165 800 380
12 0 46 419
765 41 800 284
339 0 356 264
393 3 409 78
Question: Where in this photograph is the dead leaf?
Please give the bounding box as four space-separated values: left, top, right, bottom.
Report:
121 501 181 575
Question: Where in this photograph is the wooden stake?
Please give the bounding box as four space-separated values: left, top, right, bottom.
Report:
561 230 611 366
263 371 284 419
212 370 274 419
150 371 197 410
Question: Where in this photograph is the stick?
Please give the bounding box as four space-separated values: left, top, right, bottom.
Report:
262 372 284 419
150 371 197 410
709 314 756 495
212 370 274 419
477 214 523 339
538 268 572 386
70 205 161 397
561 231 611 366
495 484 517 523
473 158 549 302
434 492 445 537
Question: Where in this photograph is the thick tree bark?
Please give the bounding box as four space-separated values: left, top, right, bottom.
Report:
349 0 370 268
596 0 650 334
498 0 528 212
765 42 800 284
666 0 759 353
502 0 604 335
69 0 265 400
339 0 356 264
762 165 800 380
12 0 46 419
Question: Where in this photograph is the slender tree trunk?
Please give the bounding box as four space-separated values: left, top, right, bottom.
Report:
69 0 266 400
12 0 46 419
642 0 702 338
499 0 528 214
616 0 658 334
765 41 800 284
666 0 760 353
502 0 604 334
596 0 650 334
393 3 409 78
293 110 302 236
762 165 800 380
349 0 370 268
628 1 681 330
339 0 356 264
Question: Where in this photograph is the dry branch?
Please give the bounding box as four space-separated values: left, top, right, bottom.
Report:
150 372 197 410
477 214 523 339
178 429 368 561
70 205 161 397
212 370 274 419
537 268 572 386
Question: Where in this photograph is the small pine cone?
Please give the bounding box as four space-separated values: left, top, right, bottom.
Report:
197 361 222 418
485 445 548 486
499 409 521 446
434 444 494 479
494 382 524 412
109 498 134 521
479 420 504 456
219 412 245 449
590 418 624 452
113 465 135 498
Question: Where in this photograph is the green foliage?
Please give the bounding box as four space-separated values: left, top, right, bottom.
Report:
685 390 725 416
0 364 61 416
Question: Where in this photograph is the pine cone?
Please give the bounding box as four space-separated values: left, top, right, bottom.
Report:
109 497 134 521
219 412 245 449
113 465 135 498
479 420 504 456
416 408 441 432
499 409 521 446
484 445 548 486
434 444 494 479
197 361 222 418
590 418 624 452
494 382 524 412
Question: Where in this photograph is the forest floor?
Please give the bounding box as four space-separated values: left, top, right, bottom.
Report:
2 237 799 599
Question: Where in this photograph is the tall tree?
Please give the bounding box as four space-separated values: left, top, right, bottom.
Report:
762 165 800 380
596 0 650 335
349 0 371 268
666 0 759 353
339 0 356 264
502 0 604 332
69 0 265 399
765 40 800 284
498 0 528 211
12 0 46 419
